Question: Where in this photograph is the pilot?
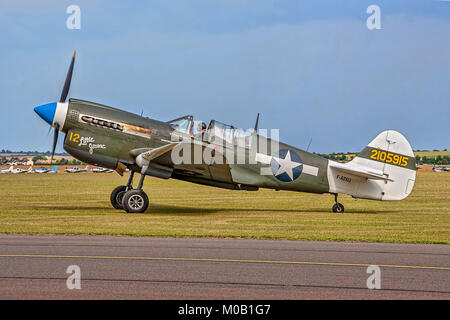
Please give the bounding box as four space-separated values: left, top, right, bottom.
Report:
193 122 207 141
197 122 206 134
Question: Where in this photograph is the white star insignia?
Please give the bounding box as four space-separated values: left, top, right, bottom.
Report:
273 150 302 181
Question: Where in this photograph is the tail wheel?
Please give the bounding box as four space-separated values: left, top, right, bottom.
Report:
110 185 127 210
332 203 345 213
122 189 149 213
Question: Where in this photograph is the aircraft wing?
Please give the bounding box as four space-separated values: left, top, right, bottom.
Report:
129 142 181 176
329 161 393 181
137 142 180 163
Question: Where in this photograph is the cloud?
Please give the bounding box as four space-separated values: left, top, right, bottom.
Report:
0 3 449 152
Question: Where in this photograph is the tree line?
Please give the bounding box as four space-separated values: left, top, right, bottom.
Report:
31 155 84 165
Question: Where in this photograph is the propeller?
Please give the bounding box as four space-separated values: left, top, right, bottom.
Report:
50 51 76 163
60 51 76 103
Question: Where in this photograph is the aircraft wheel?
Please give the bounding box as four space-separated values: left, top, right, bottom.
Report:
332 203 345 213
110 185 127 210
122 189 149 213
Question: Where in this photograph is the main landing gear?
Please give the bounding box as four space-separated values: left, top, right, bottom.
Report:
110 171 149 213
331 193 344 213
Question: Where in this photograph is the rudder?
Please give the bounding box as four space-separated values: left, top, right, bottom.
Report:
351 130 417 200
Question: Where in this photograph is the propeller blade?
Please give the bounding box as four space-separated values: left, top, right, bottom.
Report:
60 51 76 103
50 124 60 163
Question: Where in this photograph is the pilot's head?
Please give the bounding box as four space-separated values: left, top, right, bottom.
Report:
197 122 206 132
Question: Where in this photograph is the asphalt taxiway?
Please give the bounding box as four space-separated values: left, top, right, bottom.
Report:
0 235 448 299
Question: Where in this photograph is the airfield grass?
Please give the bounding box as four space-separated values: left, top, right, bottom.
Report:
0 171 449 244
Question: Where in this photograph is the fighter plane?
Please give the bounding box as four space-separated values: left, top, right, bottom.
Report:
65 165 89 173
34 52 417 213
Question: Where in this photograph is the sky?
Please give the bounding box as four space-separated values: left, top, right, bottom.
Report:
0 0 449 154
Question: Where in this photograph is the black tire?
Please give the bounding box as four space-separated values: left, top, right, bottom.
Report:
332 203 345 213
122 189 149 213
110 185 128 210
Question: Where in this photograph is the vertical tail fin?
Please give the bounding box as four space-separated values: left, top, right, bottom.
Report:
351 130 416 200
51 165 58 173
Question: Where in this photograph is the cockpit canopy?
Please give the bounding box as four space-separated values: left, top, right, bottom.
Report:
208 120 253 148
167 116 253 148
167 115 193 134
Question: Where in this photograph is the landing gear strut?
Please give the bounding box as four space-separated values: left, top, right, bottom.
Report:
121 172 149 213
332 193 344 213
109 171 135 210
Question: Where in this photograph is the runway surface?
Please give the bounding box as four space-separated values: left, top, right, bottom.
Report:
0 235 448 299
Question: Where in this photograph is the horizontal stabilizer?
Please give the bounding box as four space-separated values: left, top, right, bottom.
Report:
329 162 393 181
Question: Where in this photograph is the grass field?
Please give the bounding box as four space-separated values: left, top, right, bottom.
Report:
0 171 449 244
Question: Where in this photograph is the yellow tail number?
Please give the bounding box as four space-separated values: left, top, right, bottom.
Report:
370 149 408 167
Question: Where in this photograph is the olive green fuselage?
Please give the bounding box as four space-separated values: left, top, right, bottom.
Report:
62 99 330 194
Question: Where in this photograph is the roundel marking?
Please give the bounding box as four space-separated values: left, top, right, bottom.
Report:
270 149 303 182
